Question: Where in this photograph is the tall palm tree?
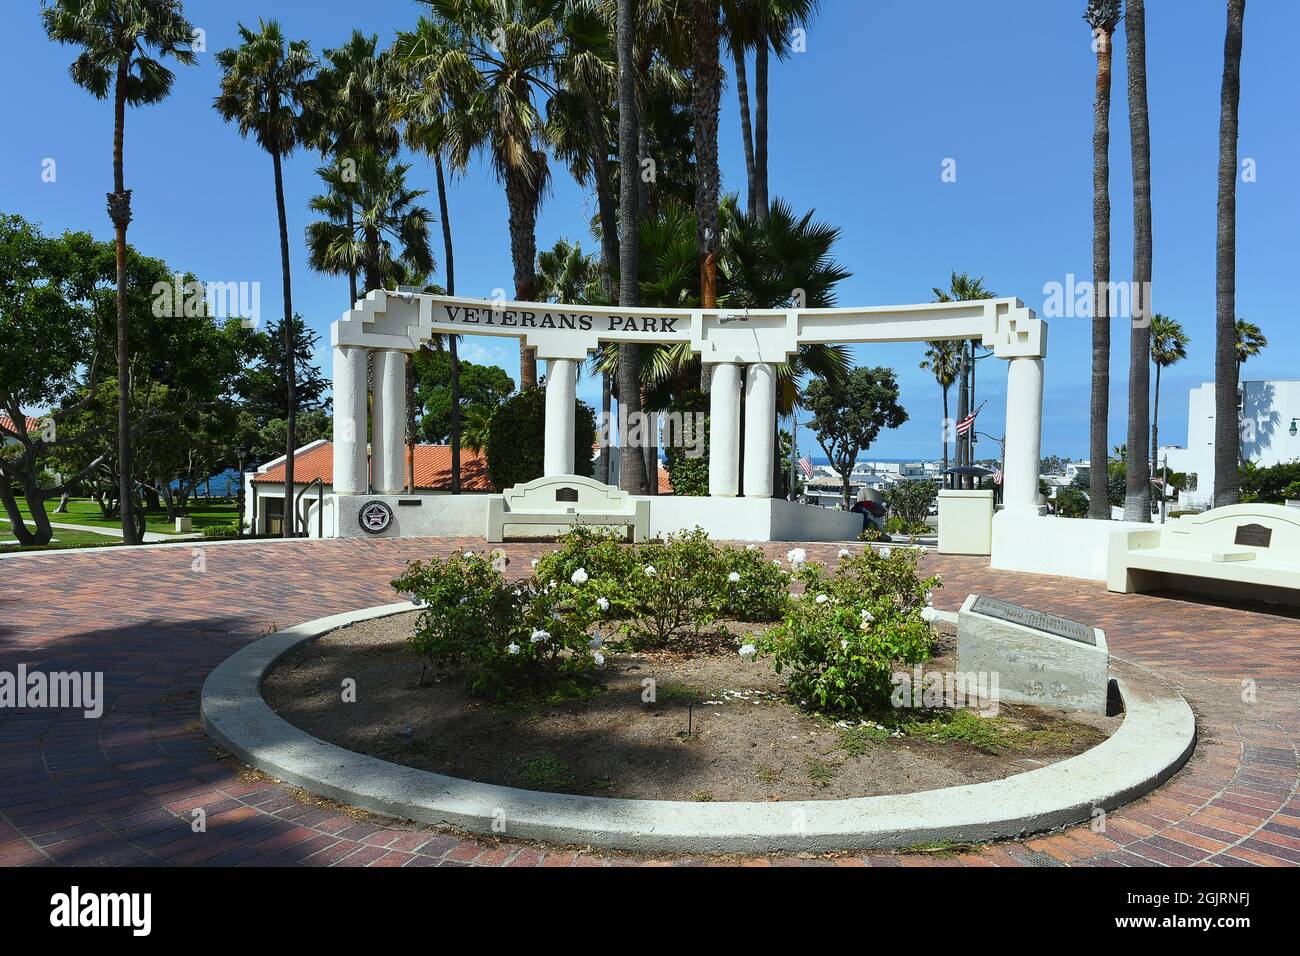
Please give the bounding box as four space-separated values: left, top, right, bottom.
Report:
393 16 467 492
616 0 650 493
1124 0 1152 522
308 30 400 307
724 0 819 223
215 20 315 537
920 340 962 477
932 272 995 487
1214 0 1247 507
43 0 198 545
305 151 434 295
691 0 723 318
1084 0 1121 519
536 238 602 303
1148 314 1188 479
404 0 563 391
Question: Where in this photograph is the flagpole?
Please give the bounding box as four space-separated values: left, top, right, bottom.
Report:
789 411 798 500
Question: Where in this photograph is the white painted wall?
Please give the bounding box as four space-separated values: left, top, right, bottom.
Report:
336 493 491 539
991 511 1151 581
648 496 861 542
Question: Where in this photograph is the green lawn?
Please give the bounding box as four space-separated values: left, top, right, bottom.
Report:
0 527 124 555
7 496 241 537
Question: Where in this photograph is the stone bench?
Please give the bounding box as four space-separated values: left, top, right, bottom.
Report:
486 474 649 543
1107 503 1300 606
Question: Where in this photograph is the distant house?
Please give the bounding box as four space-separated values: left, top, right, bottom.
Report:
246 440 494 535
0 416 40 448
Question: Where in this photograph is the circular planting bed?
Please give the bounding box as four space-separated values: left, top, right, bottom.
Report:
203 603 1197 854
263 610 1119 803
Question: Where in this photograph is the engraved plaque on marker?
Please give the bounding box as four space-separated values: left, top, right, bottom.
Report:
555 488 579 503
1233 524 1272 548
969 596 1095 645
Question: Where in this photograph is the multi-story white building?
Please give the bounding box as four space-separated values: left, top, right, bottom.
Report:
1160 379 1300 508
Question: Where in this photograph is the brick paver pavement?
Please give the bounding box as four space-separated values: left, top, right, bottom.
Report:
0 537 1296 867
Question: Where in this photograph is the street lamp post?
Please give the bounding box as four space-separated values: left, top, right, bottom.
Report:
235 445 246 538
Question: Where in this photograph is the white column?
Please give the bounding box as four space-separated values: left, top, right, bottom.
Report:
544 358 578 476
708 362 742 496
331 346 368 495
743 363 777 498
371 349 407 494
1002 356 1045 515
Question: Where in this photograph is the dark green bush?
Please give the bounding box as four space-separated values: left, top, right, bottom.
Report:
485 386 596 491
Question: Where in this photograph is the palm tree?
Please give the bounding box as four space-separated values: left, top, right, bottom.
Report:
1148 314 1188 479
724 0 820 222
308 30 400 306
616 0 650 494
1124 0 1152 522
305 151 434 295
691 0 723 318
43 0 198 545
403 0 563 391
392 16 467 492
1213 0 1246 507
215 20 316 537
920 340 962 477
932 272 995 487
536 239 602 303
1084 0 1121 519
1234 318 1266 373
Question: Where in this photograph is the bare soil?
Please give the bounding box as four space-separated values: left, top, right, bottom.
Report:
263 612 1119 802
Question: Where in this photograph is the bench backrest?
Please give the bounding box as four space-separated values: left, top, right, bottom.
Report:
1164 503 1300 558
501 474 638 516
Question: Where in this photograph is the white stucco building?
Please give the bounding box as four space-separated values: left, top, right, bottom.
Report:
1160 380 1300 509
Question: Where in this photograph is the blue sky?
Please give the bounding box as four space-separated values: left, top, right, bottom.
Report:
3 0 1297 461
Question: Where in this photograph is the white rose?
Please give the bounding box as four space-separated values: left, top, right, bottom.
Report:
838 548 851 558
786 548 807 565
738 644 757 660
596 596 610 611
530 628 550 643
644 565 656 576
507 643 520 655
728 571 741 583
880 547 891 557
530 558 539 568
921 607 938 623
592 651 605 666
571 568 589 585
815 594 829 604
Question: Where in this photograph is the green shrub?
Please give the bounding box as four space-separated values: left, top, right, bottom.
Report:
756 547 940 714
532 526 636 620
884 515 929 536
485 386 596 491
621 528 726 646
715 544 791 622
1054 486 1089 518
392 551 598 699
202 521 242 539
1283 481 1300 501
885 480 937 526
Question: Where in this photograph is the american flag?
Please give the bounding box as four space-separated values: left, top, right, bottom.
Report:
956 401 985 436
797 456 814 479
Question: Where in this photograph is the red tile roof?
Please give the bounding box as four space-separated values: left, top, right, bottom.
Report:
255 442 674 495
0 416 41 437
254 443 493 493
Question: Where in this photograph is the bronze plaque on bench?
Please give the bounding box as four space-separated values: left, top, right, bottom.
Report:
555 488 579 503
970 596 1095 645
1233 523 1272 548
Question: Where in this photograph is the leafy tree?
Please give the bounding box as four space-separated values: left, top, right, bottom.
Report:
43 0 199 544
413 350 514 444
215 19 317 535
805 367 908 509
234 315 328 453
485 387 596 491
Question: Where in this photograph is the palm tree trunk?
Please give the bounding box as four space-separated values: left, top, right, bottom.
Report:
110 66 138 546
586 99 620 303
597 370 612 484
273 149 296 537
505 171 540 390
941 383 950 480
346 203 359 306
1214 0 1246 507
1124 0 1153 522
1089 26 1115 520
732 43 757 220
753 39 769 223
955 344 969 488
617 0 649 495
692 0 722 313
436 153 460 494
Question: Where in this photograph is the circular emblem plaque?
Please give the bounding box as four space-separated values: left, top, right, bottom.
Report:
358 500 394 534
